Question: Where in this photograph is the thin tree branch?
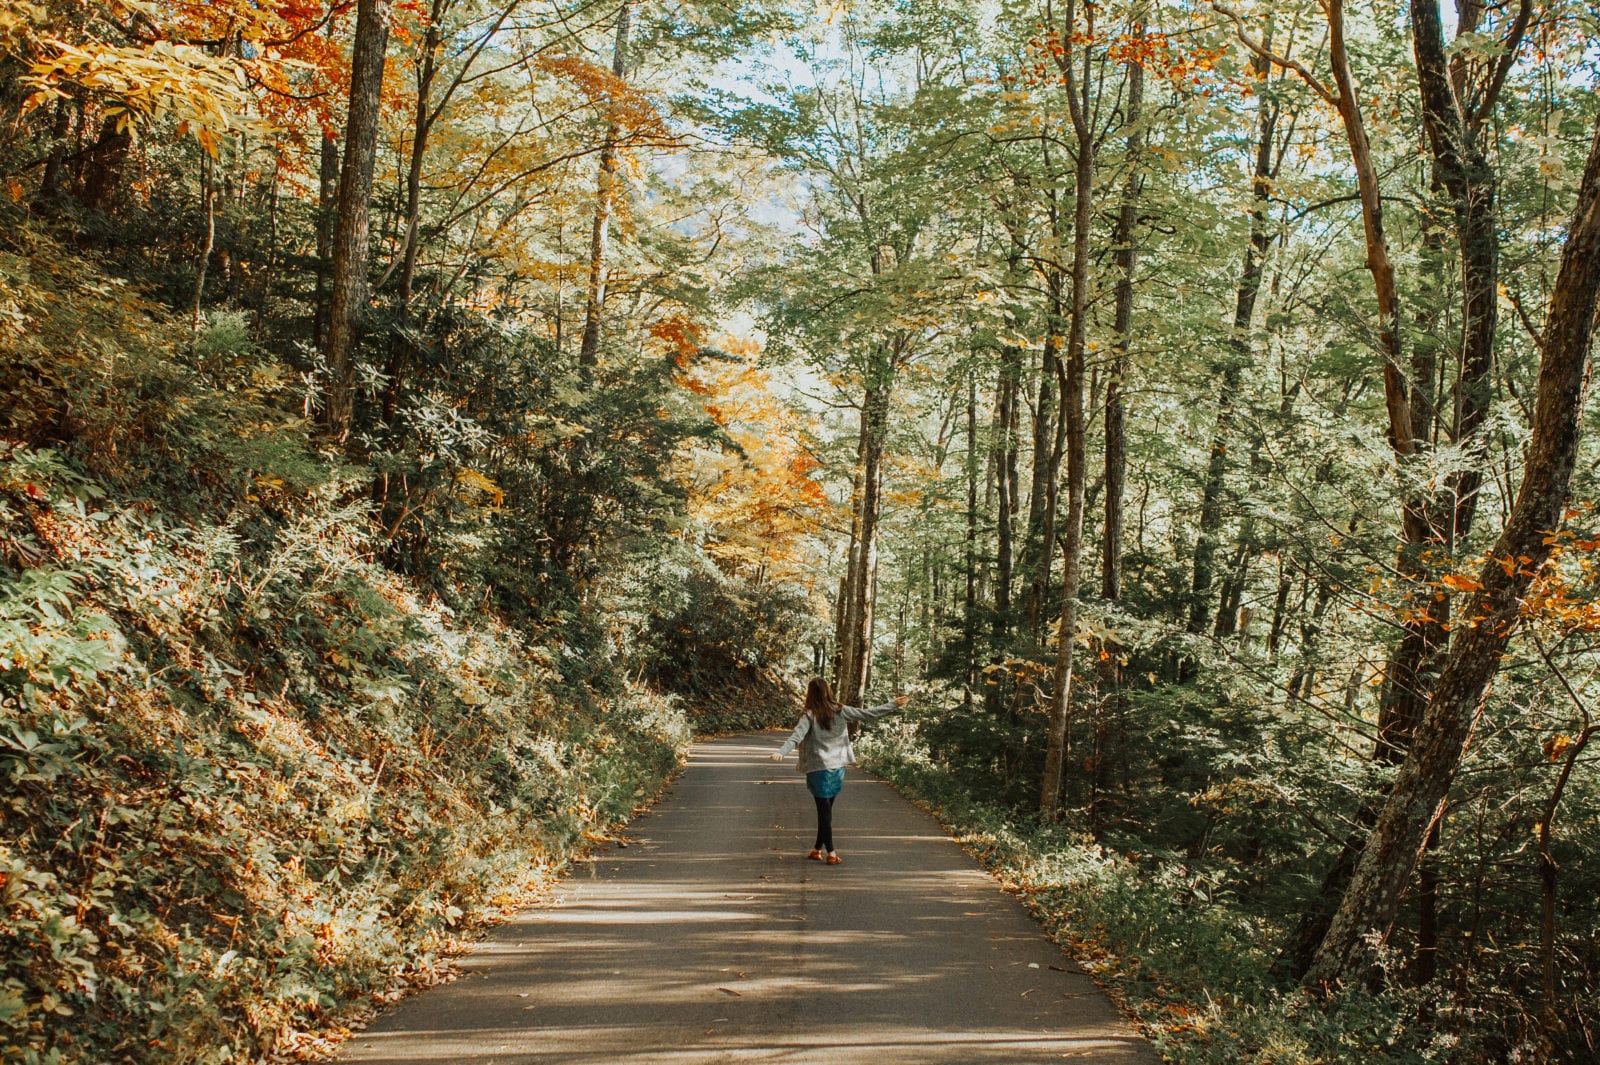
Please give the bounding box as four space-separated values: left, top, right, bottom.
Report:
1212 1 1337 105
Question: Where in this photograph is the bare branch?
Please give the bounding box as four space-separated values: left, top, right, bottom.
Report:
1211 1 1337 105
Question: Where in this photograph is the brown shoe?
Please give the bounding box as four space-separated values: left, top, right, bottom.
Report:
808 848 824 861
826 852 842 865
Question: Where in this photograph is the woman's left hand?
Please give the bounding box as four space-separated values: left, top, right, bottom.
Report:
769 752 782 761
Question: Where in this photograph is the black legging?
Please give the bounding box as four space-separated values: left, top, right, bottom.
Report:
813 795 836 852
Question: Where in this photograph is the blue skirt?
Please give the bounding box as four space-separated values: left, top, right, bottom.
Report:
806 768 845 799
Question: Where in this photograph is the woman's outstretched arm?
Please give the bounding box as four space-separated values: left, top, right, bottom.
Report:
839 695 909 722
772 715 812 760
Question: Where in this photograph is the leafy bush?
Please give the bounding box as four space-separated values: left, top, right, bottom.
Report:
0 236 703 1064
0 444 689 1064
632 561 817 732
860 717 1471 1065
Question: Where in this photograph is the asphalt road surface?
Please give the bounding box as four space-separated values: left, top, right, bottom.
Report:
339 732 1160 1064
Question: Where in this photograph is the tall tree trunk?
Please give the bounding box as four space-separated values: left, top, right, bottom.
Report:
1305 114 1600 990
1189 50 1278 637
1212 538 1251 638
965 366 980 691
375 2 444 465
838 365 891 708
835 458 865 693
1027 306 1065 636
1281 0 1529 977
1102 41 1142 603
1266 557 1291 657
832 570 851 688
35 97 72 206
1374 0 1524 762
993 340 1021 642
1040 0 1094 814
577 0 634 381
80 115 130 211
1023 332 1057 570
1022 299 1061 633
191 151 216 335
314 133 339 352
1022 172 1067 638
1093 46 1143 837
323 0 395 439
257 161 281 323
396 2 444 309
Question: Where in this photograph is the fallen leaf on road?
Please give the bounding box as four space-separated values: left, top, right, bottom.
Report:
717 987 743 996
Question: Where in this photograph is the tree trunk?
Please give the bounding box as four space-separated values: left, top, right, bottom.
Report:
993 340 1021 642
80 115 130 211
323 0 395 439
1027 308 1066 636
314 133 339 352
1305 114 1600 990
1022 301 1061 632
1212 539 1251 638
396 2 444 309
1040 0 1094 814
835 436 866 694
832 570 851 689
1266 557 1291 657
838 362 892 708
1102 41 1142 603
965 366 979 690
255 161 281 321
1283 0 1527 977
1189 50 1277 637
191 151 216 335
577 0 634 381
374 3 445 459
1373 0 1522 762
1023 329 1057 570
36 97 72 207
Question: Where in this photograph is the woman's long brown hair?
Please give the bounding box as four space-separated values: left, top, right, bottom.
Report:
805 677 840 730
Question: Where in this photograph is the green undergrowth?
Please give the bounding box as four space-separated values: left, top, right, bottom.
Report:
632 566 812 735
0 446 689 1064
859 720 1462 1065
0 242 693 1064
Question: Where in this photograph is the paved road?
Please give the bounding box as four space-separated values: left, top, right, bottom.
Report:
339 733 1160 1064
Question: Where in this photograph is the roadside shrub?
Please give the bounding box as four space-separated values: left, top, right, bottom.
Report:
634 565 816 732
859 717 1457 1065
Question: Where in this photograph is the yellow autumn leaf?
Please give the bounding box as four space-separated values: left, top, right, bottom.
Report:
454 469 504 507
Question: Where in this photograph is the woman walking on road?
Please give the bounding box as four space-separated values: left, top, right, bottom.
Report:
770 678 907 864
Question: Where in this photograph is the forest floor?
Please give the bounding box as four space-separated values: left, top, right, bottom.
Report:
330 732 1157 1064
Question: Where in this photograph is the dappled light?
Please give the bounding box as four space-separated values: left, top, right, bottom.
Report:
340 737 1153 1064
4 0 1600 1060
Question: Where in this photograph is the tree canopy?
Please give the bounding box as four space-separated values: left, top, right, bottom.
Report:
4 0 1600 1059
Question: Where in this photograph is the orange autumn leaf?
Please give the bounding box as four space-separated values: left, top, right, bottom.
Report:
1438 573 1483 593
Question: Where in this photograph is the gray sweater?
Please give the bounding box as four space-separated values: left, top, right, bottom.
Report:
775 701 898 774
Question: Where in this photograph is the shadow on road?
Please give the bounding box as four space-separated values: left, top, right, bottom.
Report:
339 734 1157 1064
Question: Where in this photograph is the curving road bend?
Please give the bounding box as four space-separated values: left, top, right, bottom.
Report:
338 732 1160 1064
